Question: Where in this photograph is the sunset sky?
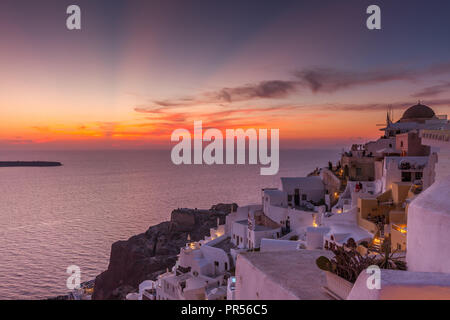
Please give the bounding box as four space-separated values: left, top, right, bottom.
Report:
1 0 450 149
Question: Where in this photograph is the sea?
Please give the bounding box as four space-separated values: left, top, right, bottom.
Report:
0 149 340 299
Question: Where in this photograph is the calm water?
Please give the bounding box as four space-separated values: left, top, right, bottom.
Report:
0 149 339 299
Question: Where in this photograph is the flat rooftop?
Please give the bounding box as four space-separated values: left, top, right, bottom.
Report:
210 237 236 252
236 219 278 231
254 224 277 231
238 250 333 300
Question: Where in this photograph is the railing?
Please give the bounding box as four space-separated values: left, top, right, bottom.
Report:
422 129 450 142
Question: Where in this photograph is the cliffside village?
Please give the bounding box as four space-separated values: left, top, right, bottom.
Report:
77 103 450 300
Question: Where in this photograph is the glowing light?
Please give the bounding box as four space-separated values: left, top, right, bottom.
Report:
393 224 407 234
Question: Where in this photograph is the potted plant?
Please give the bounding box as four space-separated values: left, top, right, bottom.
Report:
316 246 378 299
316 237 406 299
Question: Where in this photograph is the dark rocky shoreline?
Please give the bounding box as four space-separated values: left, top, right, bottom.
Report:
92 203 237 300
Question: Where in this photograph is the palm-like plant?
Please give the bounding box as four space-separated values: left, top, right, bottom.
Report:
316 237 407 283
316 246 379 283
377 235 407 270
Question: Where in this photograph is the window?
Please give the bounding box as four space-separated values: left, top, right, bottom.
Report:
294 189 300 206
400 141 404 147
415 172 423 180
356 167 362 176
401 171 412 182
301 194 307 201
225 262 228 270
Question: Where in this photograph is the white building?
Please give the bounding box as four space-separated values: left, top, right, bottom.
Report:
366 136 397 156
260 238 303 252
374 103 446 192
406 128 450 273
322 223 373 249
406 178 450 274
421 128 450 180
380 103 448 138
228 205 282 250
332 180 381 214
135 223 233 301
280 176 325 208
260 176 327 239
380 155 437 192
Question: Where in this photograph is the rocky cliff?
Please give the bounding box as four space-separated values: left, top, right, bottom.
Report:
92 203 237 300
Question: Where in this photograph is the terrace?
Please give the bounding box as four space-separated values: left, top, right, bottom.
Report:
235 250 334 300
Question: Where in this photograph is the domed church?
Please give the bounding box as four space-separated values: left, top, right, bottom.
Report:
382 102 447 137
398 103 437 123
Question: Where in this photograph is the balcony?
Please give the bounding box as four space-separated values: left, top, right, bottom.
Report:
421 129 450 142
